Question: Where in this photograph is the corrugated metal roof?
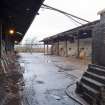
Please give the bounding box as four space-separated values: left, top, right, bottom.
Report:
41 20 99 43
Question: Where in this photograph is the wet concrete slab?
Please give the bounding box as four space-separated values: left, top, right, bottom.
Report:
66 84 89 105
18 53 82 105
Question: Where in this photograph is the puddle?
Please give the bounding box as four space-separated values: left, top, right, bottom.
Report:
44 89 81 105
36 80 44 84
50 94 61 100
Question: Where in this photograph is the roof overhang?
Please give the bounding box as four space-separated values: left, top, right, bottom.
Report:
1 0 45 42
41 20 99 44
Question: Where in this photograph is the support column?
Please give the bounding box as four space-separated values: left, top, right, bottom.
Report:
51 43 53 55
0 23 2 58
65 39 68 57
77 33 80 58
57 40 59 55
44 43 45 55
92 10 105 66
47 44 48 55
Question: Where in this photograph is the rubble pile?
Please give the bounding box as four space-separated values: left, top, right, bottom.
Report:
0 42 24 105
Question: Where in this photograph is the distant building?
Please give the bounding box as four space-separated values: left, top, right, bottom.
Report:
41 20 99 60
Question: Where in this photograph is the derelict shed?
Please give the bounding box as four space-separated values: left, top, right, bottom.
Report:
42 20 99 58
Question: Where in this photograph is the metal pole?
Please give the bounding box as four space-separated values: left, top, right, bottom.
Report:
42 4 90 23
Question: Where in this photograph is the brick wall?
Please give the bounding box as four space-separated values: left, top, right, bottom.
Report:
52 38 92 59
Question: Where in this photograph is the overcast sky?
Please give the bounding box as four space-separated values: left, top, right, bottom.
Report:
22 0 105 43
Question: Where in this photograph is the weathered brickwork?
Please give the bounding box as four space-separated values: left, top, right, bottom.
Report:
51 38 92 59
92 12 105 66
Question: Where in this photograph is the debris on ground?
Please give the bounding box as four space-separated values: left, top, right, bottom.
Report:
0 48 24 105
